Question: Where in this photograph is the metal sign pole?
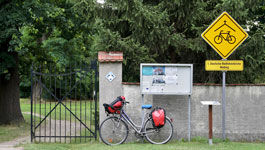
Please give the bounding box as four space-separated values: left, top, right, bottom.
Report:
141 94 145 126
222 71 226 140
188 95 191 142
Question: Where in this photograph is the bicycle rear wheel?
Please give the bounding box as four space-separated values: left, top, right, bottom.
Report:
144 117 173 144
99 116 129 145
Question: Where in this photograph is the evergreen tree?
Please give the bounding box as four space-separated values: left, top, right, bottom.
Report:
95 0 265 83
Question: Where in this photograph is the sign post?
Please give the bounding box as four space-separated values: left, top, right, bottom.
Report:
201 12 248 140
222 70 226 139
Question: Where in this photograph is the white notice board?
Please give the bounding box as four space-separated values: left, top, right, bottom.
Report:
140 63 193 95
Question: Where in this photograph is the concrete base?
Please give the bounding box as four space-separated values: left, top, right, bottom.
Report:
209 139 213 145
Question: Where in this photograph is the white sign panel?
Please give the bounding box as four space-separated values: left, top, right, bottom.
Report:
140 64 193 95
105 72 116 82
201 101 221 106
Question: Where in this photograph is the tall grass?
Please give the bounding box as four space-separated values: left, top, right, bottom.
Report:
0 114 40 143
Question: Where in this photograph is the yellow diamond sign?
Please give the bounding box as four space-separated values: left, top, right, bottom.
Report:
201 12 248 59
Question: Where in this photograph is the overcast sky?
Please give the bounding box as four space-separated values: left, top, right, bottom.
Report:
97 0 105 4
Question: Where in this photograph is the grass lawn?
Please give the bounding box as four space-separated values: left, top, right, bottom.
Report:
20 98 97 121
0 114 35 143
22 140 265 150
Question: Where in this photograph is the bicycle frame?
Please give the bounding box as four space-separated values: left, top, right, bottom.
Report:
119 109 149 135
218 30 232 41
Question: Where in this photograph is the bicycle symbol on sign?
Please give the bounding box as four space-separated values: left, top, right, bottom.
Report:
214 30 236 44
214 20 236 44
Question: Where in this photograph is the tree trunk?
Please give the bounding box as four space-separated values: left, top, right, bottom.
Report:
169 46 177 63
33 80 42 103
0 52 24 124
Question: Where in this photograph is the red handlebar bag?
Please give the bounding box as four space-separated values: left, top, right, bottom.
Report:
103 96 125 114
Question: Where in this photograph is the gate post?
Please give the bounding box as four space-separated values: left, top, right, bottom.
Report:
30 65 34 142
98 51 123 125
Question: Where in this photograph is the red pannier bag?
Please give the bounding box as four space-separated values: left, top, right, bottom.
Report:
150 107 166 128
103 96 125 114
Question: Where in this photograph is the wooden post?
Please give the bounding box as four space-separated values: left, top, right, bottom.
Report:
209 105 213 145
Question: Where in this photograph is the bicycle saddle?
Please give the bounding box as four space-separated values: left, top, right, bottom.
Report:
142 105 152 109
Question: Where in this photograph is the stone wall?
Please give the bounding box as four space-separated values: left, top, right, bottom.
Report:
98 51 265 142
121 84 265 141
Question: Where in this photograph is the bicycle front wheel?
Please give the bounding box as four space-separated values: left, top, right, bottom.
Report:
144 117 173 144
99 116 129 145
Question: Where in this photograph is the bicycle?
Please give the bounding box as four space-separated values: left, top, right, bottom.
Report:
214 30 236 44
99 99 174 145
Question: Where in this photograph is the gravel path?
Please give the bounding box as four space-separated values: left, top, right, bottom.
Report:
0 112 87 149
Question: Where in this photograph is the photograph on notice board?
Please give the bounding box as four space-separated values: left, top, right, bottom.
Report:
152 76 166 85
152 67 165 75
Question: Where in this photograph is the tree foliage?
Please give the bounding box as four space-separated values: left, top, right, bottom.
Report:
1 0 263 90
0 0 264 123
13 0 98 97
95 0 265 83
0 0 98 123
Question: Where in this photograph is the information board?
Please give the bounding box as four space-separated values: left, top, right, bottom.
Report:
140 64 193 95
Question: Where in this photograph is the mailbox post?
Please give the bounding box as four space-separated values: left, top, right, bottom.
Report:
201 101 221 145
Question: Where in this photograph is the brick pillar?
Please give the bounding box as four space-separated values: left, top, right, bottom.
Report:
98 51 123 124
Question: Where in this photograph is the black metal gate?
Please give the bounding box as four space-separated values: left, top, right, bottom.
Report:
30 61 98 143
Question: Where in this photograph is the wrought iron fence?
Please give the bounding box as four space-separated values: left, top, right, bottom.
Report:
30 61 98 143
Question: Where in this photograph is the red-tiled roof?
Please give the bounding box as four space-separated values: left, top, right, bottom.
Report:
98 51 123 62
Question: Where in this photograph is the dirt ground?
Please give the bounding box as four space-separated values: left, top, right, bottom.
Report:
0 112 88 150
